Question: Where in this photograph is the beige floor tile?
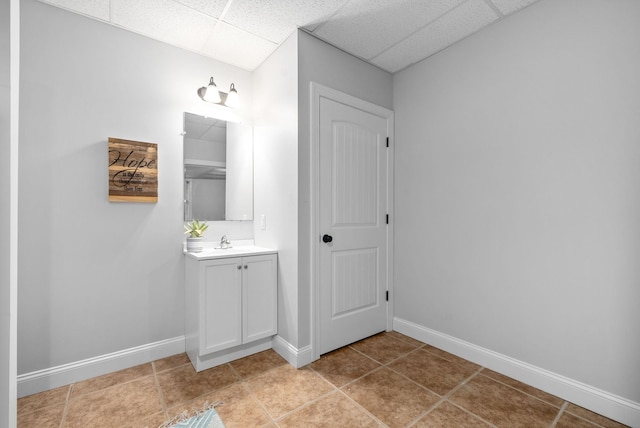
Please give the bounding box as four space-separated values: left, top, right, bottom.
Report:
71 363 153 397
480 368 564 407
63 375 163 428
154 353 191 373
166 383 271 428
139 411 168 428
384 331 425 348
343 367 439 428
246 364 334 419
421 345 481 372
413 401 492 427
229 349 288 380
564 403 629 428
311 346 380 387
350 333 421 364
157 363 239 408
389 348 477 396
18 385 70 415
556 411 601 428
277 391 379 427
449 374 559 427
18 405 64 428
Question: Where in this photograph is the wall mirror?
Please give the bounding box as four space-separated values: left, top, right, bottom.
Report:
183 112 253 221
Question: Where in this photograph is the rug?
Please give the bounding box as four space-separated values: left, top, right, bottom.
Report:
159 403 225 428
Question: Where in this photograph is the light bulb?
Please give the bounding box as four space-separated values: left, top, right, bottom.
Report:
225 83 240 109
203 77 221 103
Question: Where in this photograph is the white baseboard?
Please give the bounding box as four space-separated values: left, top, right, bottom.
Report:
393 317 640 427
272 335 315 368
17 336 185 398
188 338 273 372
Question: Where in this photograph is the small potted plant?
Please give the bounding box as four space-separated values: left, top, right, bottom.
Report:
184 219 208 253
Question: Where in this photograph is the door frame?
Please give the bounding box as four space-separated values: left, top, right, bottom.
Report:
310 82 394 361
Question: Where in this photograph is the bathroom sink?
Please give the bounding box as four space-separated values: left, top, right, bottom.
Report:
185 245 276 260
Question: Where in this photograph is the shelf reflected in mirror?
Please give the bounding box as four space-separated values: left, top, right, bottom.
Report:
183 112 253 221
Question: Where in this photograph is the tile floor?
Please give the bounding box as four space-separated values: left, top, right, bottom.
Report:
18 332 628 428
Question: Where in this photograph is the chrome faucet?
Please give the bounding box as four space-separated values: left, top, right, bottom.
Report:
220 235 231 249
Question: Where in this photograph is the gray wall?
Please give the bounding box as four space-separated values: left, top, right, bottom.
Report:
18 0 251 375
253 32 300 347
394 0 640 403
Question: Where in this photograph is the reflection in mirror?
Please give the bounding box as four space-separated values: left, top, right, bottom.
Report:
183 112 253 221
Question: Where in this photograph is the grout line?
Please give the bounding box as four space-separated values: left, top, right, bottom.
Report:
558 403 614 428
401 365 486 427
336 388 389 427
237 380 277 427
64 363 157 400
477 371 564 409
348 339 423 368
159 362 242 421
58 384 73 428
225 362 243 381
550 401 569 428
271 388 339 424
307 355 384 391
445 366 484 400
439 369 500 428
446 399 500 428
152 361 169 421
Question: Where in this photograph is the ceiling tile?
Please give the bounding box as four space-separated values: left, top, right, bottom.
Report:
222 0 345 44
111 0 217 52
174 0 228 18
311 0 465 60
371 0 499 73
199 21 278 71
490 0 540 15
38 0 110 21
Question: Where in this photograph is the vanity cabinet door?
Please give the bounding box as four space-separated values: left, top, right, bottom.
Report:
242 254 277 343
201 257 242 354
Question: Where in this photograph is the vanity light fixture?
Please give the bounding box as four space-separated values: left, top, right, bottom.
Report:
197 77 240 108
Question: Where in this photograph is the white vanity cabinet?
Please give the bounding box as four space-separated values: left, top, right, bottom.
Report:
184 248 277 371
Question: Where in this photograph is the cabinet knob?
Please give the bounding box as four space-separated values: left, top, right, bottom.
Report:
237 265 242 270
244 265 248 269
322 234 333 243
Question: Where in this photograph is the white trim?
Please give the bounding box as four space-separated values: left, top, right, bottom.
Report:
272 335 314 368
8 1 19 426
310 82 394 361
17 336 185 398
394 317 640 427
188 338 273 372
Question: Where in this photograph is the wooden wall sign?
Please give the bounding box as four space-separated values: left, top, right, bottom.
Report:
108 138 158 203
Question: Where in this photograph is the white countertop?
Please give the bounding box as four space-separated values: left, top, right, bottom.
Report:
184 245 277 260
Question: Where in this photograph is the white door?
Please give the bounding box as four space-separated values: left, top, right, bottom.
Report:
319 96 389 354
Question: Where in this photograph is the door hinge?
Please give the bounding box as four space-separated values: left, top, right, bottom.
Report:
386 214 389 224
386 137 389 148
386 291 389 301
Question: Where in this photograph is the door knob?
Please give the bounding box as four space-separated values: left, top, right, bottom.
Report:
322 234 333 243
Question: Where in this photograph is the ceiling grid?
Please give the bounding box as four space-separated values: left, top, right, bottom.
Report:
37 0 541 72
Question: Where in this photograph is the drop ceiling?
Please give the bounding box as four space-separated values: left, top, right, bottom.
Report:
37 0 541 73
